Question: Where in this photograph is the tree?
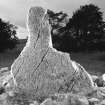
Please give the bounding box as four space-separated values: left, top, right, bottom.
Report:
48 9 68 35
0 18 18 52
47 9 69 50
67 4 105 51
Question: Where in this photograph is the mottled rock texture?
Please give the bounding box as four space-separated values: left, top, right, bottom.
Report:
8 6 94 100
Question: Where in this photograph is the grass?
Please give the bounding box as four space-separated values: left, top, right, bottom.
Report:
0 49 19 68
0 43 24 68
0 43 105 76
70 51 105 76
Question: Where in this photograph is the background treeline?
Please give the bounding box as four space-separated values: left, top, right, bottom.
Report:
0 19 18 52
0 4 105 53
48 4 105 52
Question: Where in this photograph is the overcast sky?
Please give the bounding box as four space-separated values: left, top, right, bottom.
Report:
0 0 105 39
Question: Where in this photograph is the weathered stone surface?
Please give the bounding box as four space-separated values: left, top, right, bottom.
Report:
88 98 100 105
92 75 98 82
0 90 36 105
40 98 56 105
30 101 39 105
51 93 89 105
100 100 105 105
8 6 94 100
41 93 89 105
65 94 89 105
94 76 105 87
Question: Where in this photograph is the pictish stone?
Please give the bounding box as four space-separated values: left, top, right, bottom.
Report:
8 6 94 100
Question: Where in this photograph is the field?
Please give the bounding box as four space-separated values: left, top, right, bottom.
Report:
71 52 105 76
0 42 105 76
0 42 25 69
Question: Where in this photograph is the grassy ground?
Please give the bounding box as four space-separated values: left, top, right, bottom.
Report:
0 43 105 76
70 52 105 76
0 49 20 68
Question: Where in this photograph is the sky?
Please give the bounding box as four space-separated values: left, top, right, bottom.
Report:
0 0 105 39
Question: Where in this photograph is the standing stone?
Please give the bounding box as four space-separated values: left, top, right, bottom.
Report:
9 6 94 100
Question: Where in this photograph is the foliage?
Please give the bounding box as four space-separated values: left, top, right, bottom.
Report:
0 18 18 52
48 4 105 52
47 9 69 50
47 9 68 34
66 4 105 51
